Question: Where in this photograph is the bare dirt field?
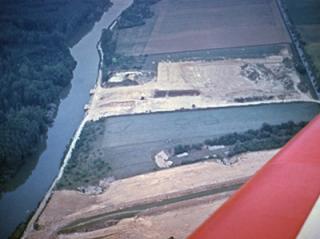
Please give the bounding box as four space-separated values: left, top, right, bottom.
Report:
87 52 312 120
156 56 309 102
27 150 277 239
59 195 229 239
116 0 290 56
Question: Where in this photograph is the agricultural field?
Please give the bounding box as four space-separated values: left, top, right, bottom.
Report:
283 0 320 83
24 1 320 238
156 54 310 102
88 48 313 120
115 0 290 56
67 0 312 194
60 102 319 186
29 149 278 238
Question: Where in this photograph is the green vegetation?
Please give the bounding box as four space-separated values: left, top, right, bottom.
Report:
283 0 320 90
283 1 320 26
101 29 117 67
9 217 32 239
174 121 307 158
100 0 162 82
0 0 112 189
9 223 27 239
0 107 47 187
234 96 274 103
100 28 146 83
305 43 320 80
57 120 110 190
118 0 161 29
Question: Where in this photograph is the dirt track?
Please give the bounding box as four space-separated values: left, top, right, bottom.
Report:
27 150 278 238
58 194 230 239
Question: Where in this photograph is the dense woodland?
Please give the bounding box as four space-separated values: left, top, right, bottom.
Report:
118 0 161 29
0 0 112 187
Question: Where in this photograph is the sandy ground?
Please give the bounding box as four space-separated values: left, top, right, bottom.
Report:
58 195 229 239
156 56 307 100
86 52 312 121
27 149 278 238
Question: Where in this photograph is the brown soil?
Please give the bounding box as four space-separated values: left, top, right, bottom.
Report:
116 0 290 56
26 150 278 238
87 53 312 121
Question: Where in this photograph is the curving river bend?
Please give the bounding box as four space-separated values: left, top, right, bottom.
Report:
0 1 132 238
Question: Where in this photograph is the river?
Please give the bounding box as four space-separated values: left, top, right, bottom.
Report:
0 1 132 238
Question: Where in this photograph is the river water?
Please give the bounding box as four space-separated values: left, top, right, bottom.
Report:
0 1 132 238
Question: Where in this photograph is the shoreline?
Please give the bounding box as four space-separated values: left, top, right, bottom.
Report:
21 117 88 238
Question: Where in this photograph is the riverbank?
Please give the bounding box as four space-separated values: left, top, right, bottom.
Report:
21 117 88 238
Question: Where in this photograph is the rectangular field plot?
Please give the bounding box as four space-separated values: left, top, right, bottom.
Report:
134 0 290 55
100 103 319 179
58 102 320 189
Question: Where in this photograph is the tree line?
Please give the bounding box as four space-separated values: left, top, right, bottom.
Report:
174 121 307 157
118 0 161 29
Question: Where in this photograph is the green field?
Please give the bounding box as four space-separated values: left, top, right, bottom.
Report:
56 120 111 190
305 43 320 74
284 0 320 84
284 0 320 25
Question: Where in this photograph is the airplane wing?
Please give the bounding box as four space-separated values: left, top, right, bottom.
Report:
188 115 320 239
